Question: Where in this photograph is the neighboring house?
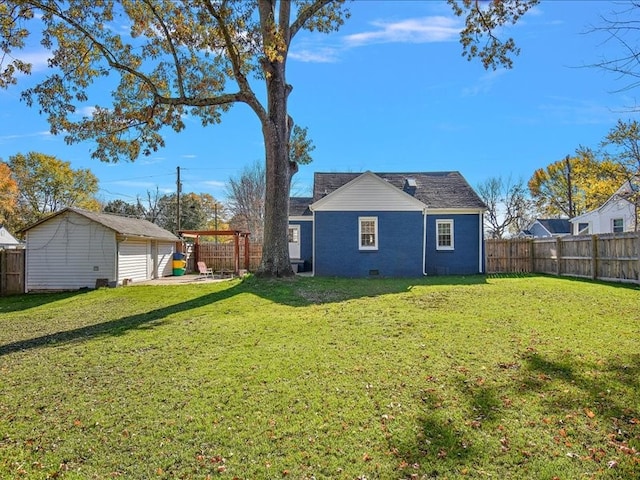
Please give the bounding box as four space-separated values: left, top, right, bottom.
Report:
19 207 180 291
520 218 571 238
569 178 638 235
0 225 21 249
288 171 487 277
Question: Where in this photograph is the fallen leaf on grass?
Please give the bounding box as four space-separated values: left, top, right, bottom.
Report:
584 408 596 419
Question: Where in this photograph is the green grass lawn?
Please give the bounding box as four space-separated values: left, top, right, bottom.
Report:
0 275 638 479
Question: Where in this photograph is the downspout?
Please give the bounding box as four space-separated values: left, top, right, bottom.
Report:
479 212 484 273
311 207 316 277
422 208 428 276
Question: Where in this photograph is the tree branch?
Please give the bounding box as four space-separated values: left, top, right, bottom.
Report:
140 0 187 98
290 0 335 39
30 1 163 99
202 0 266 122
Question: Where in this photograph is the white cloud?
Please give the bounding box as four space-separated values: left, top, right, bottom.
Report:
140 157 164 165
538 96 620 125
344 16 460 47
18 50 52 72
109 180 157 188
462 69 508 96
77 106 97 117
289 47 340 63
290 15 461 64
202 180 226 188
0 130 52 143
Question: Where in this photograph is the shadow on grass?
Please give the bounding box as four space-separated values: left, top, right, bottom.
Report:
0 275 488 356
289 274 487 305
390 350 640 476
521 352 640 420
0 289 91 313
0 284 241 356
548 274 640 291
487 272 640 291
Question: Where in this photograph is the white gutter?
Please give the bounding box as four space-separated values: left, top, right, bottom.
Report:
479 212 484 273
422 208 428 276
311 208 316 277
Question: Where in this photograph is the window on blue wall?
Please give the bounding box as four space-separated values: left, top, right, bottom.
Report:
359 216 378 250
436 219 454 250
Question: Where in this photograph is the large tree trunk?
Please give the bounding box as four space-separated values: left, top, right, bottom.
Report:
256 57 294 277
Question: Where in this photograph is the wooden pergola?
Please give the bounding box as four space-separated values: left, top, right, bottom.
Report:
178 229 251 275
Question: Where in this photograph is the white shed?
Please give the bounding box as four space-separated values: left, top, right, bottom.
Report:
20 208 180 291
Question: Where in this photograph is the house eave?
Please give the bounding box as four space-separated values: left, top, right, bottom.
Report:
426 207 487 215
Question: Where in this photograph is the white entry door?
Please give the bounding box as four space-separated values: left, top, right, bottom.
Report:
288 225 301 259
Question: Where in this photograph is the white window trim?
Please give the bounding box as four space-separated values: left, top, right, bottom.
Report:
288 225 299 243
359 216 378 251
577 222 590 235
436 219 454 251
612 218 624 233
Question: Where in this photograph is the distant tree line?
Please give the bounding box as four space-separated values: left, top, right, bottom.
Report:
2 118 639 241
478 119 640 238
0 152 266 241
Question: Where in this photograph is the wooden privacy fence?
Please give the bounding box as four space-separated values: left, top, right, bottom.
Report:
0 249 25 295
185 242 263 273
486 232 640 284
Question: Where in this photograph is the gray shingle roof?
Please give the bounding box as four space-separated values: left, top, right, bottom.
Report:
289 197 313 216
21 207 180 242
537 218 571 234
309 171 486 209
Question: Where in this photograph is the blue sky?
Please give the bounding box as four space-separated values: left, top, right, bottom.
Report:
1 1 638 205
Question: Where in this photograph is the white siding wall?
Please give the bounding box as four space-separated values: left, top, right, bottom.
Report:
572 199 636 234
597 200 636 233
26 211 117 291
118 239 151 284
314 173 425 212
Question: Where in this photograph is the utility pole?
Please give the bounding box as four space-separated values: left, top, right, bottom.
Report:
176 166 182 232
565 155 574 218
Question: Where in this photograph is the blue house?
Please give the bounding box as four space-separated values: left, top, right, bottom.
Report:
288 171 487 277
520 218 571 238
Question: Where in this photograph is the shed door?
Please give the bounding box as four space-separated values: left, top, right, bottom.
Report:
288 225 300 259
156 242 175 278
119 239 150 283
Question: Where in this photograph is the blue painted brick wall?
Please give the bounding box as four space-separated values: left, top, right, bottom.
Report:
425 214 483 275
314 211 424 277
